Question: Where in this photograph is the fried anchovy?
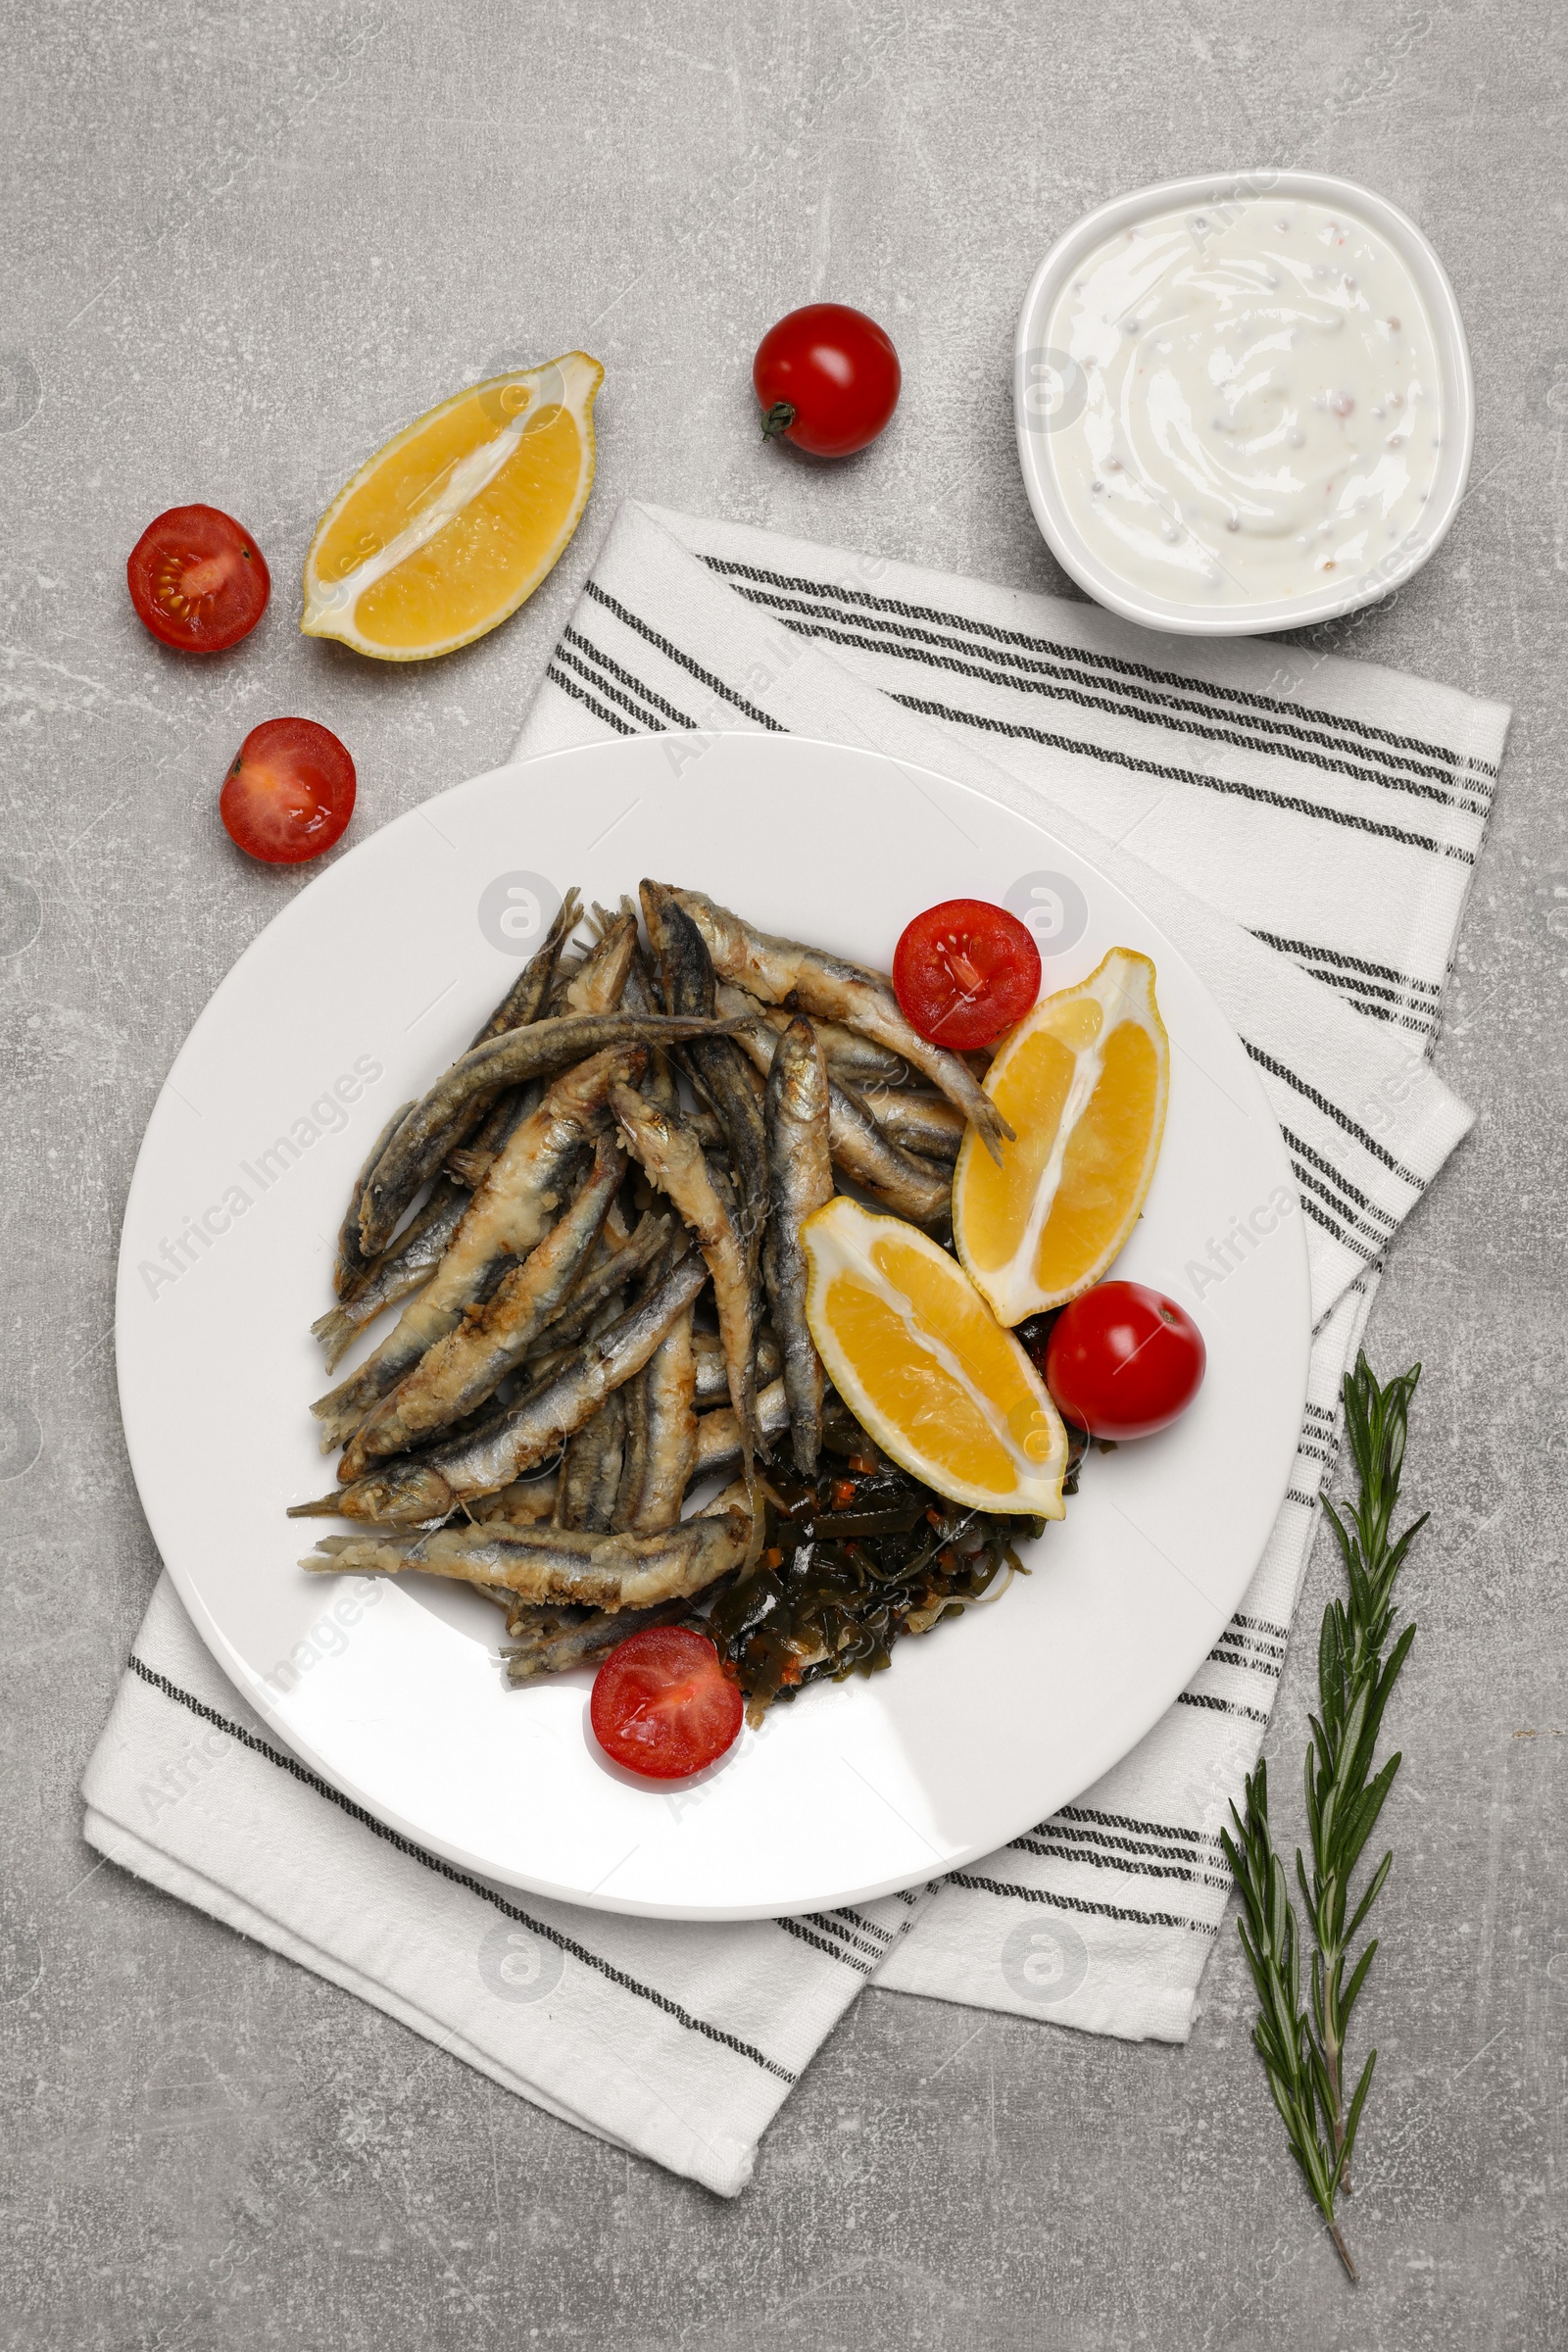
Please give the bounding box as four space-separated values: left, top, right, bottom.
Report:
469 888 582 1047
357 1010 742 1256
561 906 637 1016
620 941 682 1115
614 1300 697 1533
333 1102 414 1299
503 1597 692 1682
313 1046 644 1450
858 1086 967 1163
607 1082 761 1473
553 1388 626 1532
826 1082 953 1227
302 1502 750 1610
642 881 771 1274
522 1206 671 1360
715 985 913 1091
337 1137 625 1477
615 1363 650 1532
670 884 1009 1158
611 1223 681 1533
312 1177 469 1370
331 897 577 1302
764 1017 834 1474
413 893 580 1188
292 1249 709 1523
723 997 953 1227
694 1377 792 1484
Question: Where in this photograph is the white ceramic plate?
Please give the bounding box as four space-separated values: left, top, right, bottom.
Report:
1013 169 1474 635
116 734 1309 1920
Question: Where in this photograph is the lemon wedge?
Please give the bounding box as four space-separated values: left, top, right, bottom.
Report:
301 352 603 661
953 948 1169 1325
802 1196 1067 1517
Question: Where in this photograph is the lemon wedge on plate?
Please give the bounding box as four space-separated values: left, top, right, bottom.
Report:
801 1197 1068 1517
301 352 603 661
953 947 1168 1326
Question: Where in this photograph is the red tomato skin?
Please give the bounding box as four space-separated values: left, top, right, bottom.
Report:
126 504 270 652
753 304 901 458
1042 1282 1206 1442
220 717 356 866
590 1627 744 1781
892 898 1042 1049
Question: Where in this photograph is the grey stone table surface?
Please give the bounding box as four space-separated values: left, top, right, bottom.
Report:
2 1 1564 2345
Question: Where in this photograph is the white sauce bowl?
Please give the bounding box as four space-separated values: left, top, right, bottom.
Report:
1013 170 1474 636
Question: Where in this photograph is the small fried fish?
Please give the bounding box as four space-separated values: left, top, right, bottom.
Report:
763 1018 834 1474
302 1507 750 1612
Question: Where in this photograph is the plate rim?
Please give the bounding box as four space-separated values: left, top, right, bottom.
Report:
116 731 1312 1919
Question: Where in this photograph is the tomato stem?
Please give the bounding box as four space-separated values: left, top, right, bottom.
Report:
760 400 797 441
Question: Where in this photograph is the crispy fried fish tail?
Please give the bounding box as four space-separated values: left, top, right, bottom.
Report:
561 907 637 1016
469 889 582 1047
504 1597 692 1682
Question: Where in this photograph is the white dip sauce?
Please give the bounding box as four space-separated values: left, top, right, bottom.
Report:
1044 198 1444 606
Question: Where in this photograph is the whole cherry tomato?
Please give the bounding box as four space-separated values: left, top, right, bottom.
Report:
220 717 357 865
126 504 270 652
1040 1281 1206 1441
590 1626 743 1780
753 303 901 458
892 898 1042 1049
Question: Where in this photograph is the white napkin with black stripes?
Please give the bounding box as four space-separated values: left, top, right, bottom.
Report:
84 498 1507 2189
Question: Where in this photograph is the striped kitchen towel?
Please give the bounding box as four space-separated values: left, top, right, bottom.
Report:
82 1576 920 2197
84 499 1506 2188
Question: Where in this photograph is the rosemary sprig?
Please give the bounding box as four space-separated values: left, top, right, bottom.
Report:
1221 1351 1425 2284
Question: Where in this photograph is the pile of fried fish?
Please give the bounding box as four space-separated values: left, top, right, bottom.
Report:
294 883 1055 1718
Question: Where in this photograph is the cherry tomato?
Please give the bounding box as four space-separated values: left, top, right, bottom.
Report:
892 898 1042 1049
126 504 270 652
590 1626 743 1780
220 717 356 865
1041 1281 1206 1441
753 303 901 458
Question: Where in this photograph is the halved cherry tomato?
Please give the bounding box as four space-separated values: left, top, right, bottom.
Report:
754 303 901 458
1040 1281 1206 1441
590 1626 743 1780
126 504 270 652
892 898 1042 1049
220 717 356 865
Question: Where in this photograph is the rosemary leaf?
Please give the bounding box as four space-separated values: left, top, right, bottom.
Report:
1221 1350 1424 2285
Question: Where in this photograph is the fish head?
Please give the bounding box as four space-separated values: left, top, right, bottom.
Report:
773 1016 829 1120
341 1464 455 1524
